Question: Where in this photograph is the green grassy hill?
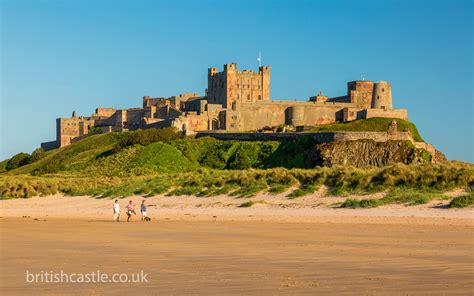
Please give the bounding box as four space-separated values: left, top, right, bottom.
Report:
1 119 473 205
2 130 281 176
0 118 427 176
4 133 119 175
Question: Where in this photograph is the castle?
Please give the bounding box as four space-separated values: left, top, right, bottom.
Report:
41 63 408 150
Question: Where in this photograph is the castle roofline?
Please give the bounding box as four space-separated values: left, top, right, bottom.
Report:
209 63 270 74
348 80 374 83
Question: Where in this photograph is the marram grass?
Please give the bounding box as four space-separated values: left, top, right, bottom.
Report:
1 162 473 206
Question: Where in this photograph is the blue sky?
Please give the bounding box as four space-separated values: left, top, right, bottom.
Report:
1 0 472 162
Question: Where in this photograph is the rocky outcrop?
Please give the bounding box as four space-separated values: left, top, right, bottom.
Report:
432 149 447 163
312 140 431 167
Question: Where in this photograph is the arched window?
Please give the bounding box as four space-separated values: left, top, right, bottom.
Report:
258 95 262 100
237 94 240 100
247 94 250 100
382 88 385 92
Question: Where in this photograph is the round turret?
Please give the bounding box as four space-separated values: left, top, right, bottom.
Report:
287 106 305 126
371 81 392 109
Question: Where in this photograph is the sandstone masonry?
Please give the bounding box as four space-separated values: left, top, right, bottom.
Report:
41 63 409 150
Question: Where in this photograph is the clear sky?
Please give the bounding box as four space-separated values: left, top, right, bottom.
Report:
1 0 472 162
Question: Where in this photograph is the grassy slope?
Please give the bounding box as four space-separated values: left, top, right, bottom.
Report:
169 138 279 169
1 162 473 201
5 133 119 175
1 119 473 204
307 118 423 142
1 118 422 176
129 142 198 173
2 134 281 176
0 159 8 173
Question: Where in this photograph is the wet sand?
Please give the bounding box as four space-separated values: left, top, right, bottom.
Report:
1 195 473 294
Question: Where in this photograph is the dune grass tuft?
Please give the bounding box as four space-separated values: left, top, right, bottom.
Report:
340 188 451 208
238 200 265 208
2 161 472 201
448 192 474 208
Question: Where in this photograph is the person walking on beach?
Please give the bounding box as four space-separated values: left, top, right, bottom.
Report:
113 200 120 222
140 200 147 221
126 200 135 222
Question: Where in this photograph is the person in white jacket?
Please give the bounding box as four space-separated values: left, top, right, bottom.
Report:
113 200 121 222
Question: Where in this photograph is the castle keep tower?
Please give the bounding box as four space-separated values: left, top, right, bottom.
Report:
347 80 374 109
371 81 392 109
207 63 270 109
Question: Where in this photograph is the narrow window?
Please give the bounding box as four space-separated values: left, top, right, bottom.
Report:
258 95 261 100
247 94 250 100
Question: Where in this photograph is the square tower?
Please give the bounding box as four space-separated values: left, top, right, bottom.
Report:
207 63 271 109
347 80 374 109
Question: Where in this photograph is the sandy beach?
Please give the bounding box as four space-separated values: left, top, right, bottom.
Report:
1 193 473 295
0 189 473 222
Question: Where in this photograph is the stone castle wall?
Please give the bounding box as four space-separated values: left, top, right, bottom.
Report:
196 131 413 143
43 62 412 151
94 108 117 118
225 101 356 131
363 108 408 120
56 117 94 147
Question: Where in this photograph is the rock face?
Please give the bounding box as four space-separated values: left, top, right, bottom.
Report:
432 149 447 163
312 140 431 167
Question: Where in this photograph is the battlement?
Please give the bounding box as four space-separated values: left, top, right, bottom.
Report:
239 69 257 74
224 63 237 71
208 64 270 76
94 108 117 117
208 67 219 76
